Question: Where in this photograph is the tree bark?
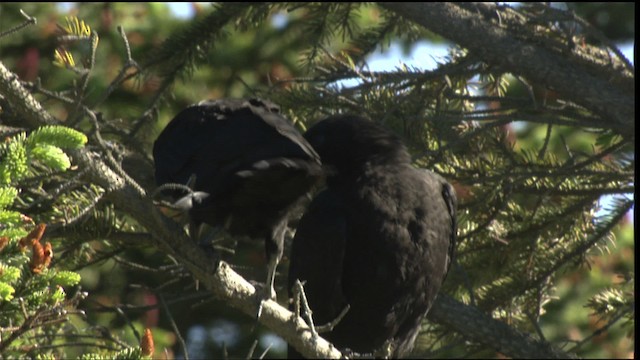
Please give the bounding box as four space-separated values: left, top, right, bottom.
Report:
379 2 634 138
428 294 577 359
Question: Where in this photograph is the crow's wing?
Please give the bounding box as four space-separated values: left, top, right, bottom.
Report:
153 98 319 190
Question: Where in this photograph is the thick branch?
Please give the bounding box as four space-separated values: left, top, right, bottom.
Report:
379 2 634 136
0 62 57 127
428 294 577 359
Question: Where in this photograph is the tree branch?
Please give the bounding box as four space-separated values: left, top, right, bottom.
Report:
378 2 634 137
428 294 577 359
0 62 57 127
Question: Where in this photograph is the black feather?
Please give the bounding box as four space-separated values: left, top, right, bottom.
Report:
153 98 323 300
288 115 456 357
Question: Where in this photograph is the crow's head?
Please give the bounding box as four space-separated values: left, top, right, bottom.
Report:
304 115 411 178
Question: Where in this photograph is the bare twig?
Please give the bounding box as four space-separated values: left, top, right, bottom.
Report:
568 305 633 353
157 292 190 360
0 306 46 352
0 9 37 38
245 339 259 360
94 26 142 108
316 305 350 334
83 107 147 196
292 280 318 338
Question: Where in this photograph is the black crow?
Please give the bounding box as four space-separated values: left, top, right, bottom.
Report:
288 115 456 357
153 98 322 301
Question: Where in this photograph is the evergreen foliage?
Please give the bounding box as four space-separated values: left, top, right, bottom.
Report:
0 3 633 358
0 125 123 358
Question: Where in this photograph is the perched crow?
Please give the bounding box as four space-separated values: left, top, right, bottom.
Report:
153 98 322 301
288 115 457 357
